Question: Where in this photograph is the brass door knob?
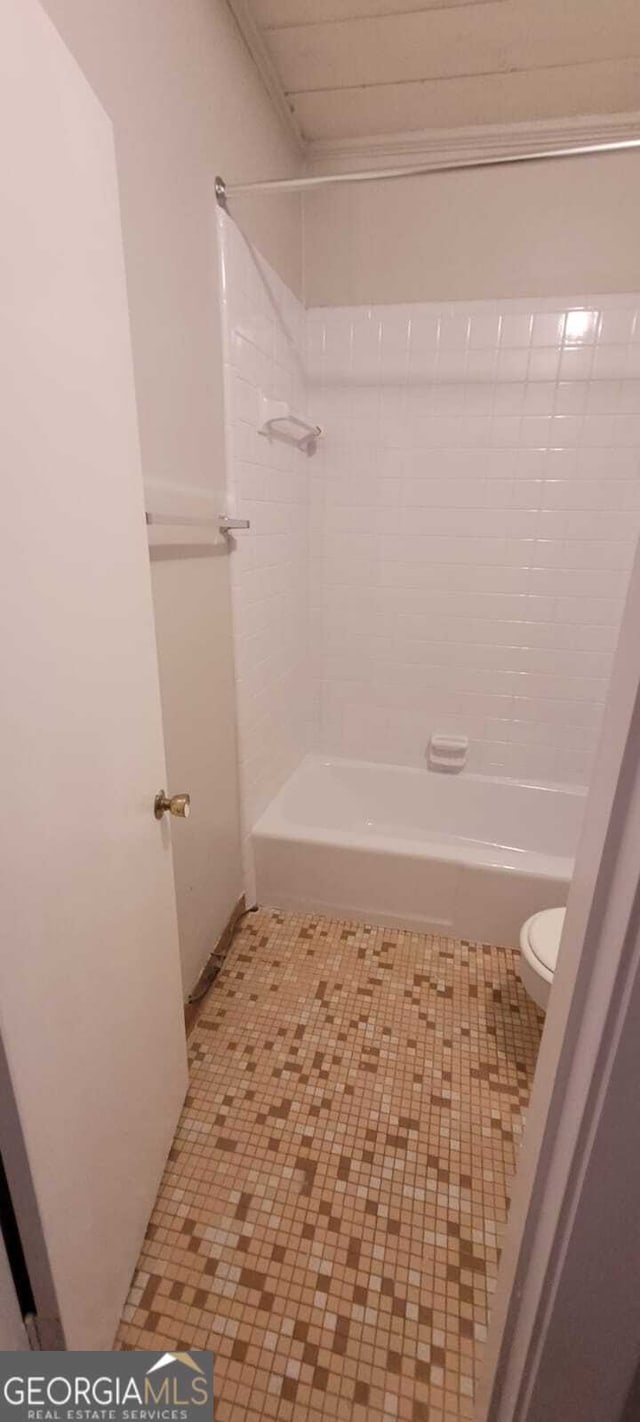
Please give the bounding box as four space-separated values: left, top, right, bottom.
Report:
154 789 191 820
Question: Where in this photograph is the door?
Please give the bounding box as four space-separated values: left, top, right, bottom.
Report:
0 0 188 1350
478 535 640 1416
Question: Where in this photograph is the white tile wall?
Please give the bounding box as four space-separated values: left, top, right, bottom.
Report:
218 213 315 875
219 229 640 810
307 295 640 785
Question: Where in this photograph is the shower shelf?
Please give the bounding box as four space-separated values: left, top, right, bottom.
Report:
258 394 322 456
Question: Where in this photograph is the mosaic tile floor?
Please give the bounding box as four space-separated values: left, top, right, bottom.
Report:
117 909 543 1421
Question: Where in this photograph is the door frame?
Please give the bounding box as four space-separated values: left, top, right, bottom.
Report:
478 538 640 1418
0 1229 28 1352
0 1042 63 1349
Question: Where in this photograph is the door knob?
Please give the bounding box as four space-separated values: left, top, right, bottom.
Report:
154 789 191 820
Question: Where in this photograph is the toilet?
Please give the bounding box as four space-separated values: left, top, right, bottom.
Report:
519 906 566 1010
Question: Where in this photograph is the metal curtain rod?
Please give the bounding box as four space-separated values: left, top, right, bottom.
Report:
216 136 640 201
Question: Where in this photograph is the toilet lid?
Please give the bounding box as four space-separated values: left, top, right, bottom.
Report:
528 907 566 974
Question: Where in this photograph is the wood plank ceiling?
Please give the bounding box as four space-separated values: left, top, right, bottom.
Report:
241 0 640 148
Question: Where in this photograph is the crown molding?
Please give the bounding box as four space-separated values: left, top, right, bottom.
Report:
225 0 306 155
305 111 640 173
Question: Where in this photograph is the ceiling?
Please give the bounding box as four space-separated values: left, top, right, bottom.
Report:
231 0 640 153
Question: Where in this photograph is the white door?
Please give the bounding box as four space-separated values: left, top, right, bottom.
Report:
0 0 188 1350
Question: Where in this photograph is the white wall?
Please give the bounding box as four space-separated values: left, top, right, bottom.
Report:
42 0 304 992
308 294 640 785
217 238 640 797
303 153 640 306
218 213 316 888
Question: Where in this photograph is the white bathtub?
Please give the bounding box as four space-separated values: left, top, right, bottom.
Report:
252 754 586 947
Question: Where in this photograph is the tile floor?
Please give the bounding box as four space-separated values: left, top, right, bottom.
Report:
117 909 543 1421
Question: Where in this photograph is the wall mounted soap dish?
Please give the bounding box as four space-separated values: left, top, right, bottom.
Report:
428 733 469 773
258 394 322 455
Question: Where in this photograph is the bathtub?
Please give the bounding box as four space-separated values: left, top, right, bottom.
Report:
252 754 586 947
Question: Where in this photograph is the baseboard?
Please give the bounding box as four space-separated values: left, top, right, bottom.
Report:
184 895 248 1034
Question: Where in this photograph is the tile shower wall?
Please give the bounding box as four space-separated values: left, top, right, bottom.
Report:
307 297 640 785
218 213 315 871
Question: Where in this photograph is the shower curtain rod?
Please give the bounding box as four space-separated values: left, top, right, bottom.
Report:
215 135 640 202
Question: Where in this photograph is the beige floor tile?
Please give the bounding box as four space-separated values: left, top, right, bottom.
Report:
117 909 543 1420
